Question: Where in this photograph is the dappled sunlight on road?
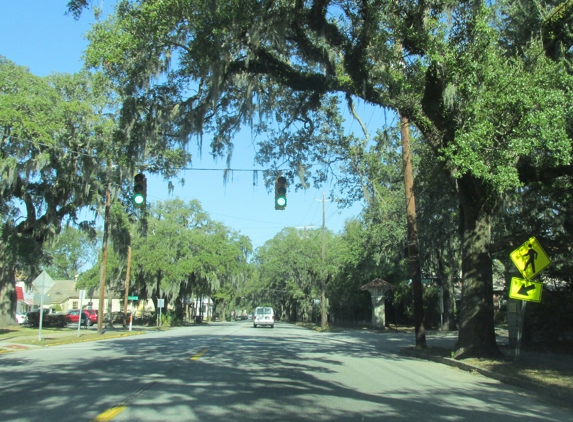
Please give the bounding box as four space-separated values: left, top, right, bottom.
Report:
0 323 569 421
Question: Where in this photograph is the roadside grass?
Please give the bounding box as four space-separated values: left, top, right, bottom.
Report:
401 343 573 394
0 325 74 339
461 346 573 392
295 322 333 332
0 325 145 350
294 322 573 395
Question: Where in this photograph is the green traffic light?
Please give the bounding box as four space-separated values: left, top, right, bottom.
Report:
275 176 287 210
133 173 146 207
133 193 145 206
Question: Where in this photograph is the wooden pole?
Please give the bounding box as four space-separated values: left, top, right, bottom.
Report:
123 243 132 327
400 114 426 348
97 178 111 335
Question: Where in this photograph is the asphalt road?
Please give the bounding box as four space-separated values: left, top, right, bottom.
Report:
0 322 571 421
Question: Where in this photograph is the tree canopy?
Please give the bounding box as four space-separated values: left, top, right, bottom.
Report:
23 0 567 357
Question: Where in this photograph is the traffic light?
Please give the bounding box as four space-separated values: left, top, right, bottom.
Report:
133 173 147 207
275 176 287 210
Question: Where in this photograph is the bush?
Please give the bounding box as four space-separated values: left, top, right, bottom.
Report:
157 310 181 327
524 290 573 344
25 311 67 328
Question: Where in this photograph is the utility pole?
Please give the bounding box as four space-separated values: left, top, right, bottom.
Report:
122 241 132 328
315 193 331 329
97 176 111 335
400 114 426 348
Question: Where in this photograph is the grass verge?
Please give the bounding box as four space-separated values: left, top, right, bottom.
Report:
0 325 145 351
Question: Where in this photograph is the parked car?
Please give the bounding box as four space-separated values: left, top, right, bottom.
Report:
253 307 274 328
15 313 27 324
84 309 98 325
66 309 97 326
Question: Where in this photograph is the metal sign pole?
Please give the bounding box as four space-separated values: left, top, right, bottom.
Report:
77 290 85 337
38 273 45 342
515 300 527 360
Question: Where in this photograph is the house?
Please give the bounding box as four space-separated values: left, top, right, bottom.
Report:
17 278 154 316
15 282 33 314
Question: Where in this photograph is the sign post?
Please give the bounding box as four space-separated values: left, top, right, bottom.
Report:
157 298 165 327
77 290 86 337
509 237 550 359
32 271 55 342
127 296 138 331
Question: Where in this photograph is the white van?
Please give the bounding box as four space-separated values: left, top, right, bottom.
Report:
253 307 274 328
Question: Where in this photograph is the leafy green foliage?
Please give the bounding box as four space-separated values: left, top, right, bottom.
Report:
42 225 100 279
72 1 573 356
0 58 118 325
126 199 252 313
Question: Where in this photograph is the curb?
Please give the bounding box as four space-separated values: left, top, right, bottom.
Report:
400 347 572 406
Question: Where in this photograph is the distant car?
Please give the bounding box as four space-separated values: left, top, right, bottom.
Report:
66 309 97 326
247 314 253 320
253 307 274 328
15 313 26 324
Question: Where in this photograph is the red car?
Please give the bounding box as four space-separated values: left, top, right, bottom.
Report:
65 309 98 326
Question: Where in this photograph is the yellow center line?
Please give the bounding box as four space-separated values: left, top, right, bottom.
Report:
92 406 126 421
190 347 209 360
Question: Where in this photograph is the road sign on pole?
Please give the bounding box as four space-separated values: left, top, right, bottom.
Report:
128 296 138 300
510 236 550 280
157 298 165 327
77 290 86 337
509 237 550 360
509 277 543 303
32 271 55 342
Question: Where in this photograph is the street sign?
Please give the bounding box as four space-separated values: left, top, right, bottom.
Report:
509 277 543 302
128 296 138 300
510 236 550 280
32 270 55 291
157 298 165 308
31 271 55 342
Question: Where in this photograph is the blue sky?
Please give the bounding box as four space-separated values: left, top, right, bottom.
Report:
0 1 387 250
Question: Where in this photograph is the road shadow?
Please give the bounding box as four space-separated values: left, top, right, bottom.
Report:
0 324 570 421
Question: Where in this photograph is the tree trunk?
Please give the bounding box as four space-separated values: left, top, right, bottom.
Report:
436 248 457 331
0 265 16 327
321 283 327 328
455 174 502 358
442 273 457 331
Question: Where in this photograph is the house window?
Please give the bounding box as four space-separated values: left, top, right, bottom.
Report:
72 301 78 309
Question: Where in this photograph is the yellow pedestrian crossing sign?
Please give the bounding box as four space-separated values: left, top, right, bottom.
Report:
509 236 550 280
509 277 543 302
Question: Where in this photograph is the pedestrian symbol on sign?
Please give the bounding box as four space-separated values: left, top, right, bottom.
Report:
523 244 538 274
510 236 550 280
